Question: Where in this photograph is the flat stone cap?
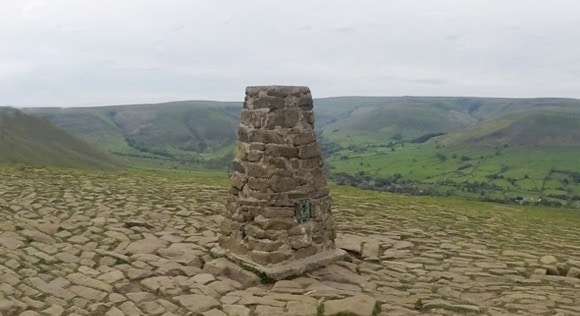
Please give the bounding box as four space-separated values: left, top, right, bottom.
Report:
246 85 311 98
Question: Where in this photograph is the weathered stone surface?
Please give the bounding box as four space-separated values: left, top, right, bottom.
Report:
540 255 558 264
203 258 260 288
310 264 369 286
266 108 300 128
222 304 251 316
361 242 380 261
294 245 319 259
108 293 126 303
42 304 65 316
264 144 300 159
156 244 203 266
69 285 107 301
299 143 322 159
286 300 318 315
119 301 142 315
423 299 481 313
21 229 56 244
140 276 176 292
392 240 414 250
141 301 166 315
192 273 216 285
246 237 284 252
125 239 167 254
202 309 228 316
97 270 125 284
238 295 285 307
566 267 580 278
67 273 113 292
0 299 26 315
253 305 285 316
335 233 366 254
174 294 220 313
293 131 316 146
324 294 377 316
0 235 24 250
219 236 249 256
26 277 76 300
534 268 548 275
502 249 537 258
248 249 292 265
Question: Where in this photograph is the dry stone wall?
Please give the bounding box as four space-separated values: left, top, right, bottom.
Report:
217 86 343 278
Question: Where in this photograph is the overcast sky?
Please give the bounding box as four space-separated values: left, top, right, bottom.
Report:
2 1 580 107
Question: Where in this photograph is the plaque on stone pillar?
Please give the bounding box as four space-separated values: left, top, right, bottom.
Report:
213 85 345 280
297 199 311 224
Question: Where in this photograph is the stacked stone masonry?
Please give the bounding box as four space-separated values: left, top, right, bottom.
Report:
218 86 340 274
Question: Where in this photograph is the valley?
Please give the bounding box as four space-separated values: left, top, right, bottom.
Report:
18 96 580 207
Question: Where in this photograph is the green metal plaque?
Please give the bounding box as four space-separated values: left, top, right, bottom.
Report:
298 199 310 224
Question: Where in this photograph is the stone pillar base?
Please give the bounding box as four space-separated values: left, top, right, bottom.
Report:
211 245 346 280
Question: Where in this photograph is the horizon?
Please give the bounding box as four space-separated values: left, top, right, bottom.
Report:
6 94 580 109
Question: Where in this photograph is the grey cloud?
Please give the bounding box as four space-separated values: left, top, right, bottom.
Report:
1 0 580 107
296 24 313 31
408 79 448 86
333 27 356 34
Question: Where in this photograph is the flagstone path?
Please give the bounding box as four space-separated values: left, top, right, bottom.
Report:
0 168 578 315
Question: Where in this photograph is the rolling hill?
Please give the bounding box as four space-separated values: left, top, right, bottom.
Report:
315 96 580 147
315 97 478 140
24 101 242 169
314 97 580 207
26 97 580 153
0 107 124 169
314 98 580 207
22 96 580 206
439 110 580 148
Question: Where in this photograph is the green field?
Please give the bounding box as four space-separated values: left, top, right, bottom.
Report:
323 131 580 207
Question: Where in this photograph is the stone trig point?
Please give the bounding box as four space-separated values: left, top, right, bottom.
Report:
214 85 345 279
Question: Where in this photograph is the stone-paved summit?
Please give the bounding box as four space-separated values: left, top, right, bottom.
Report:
0 166 579 315
214 86 345 279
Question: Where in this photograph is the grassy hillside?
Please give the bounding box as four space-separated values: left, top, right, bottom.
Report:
440 110 580 148
315 96 580 143
25 101 242 169
314 97 580 207
323 123 578 205
315 97 478 142
0 107 123 169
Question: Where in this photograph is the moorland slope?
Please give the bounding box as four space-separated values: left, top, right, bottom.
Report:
25 101 241 169
0 107 123 169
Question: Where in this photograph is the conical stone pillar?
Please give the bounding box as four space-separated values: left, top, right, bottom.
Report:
214 85 345 279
